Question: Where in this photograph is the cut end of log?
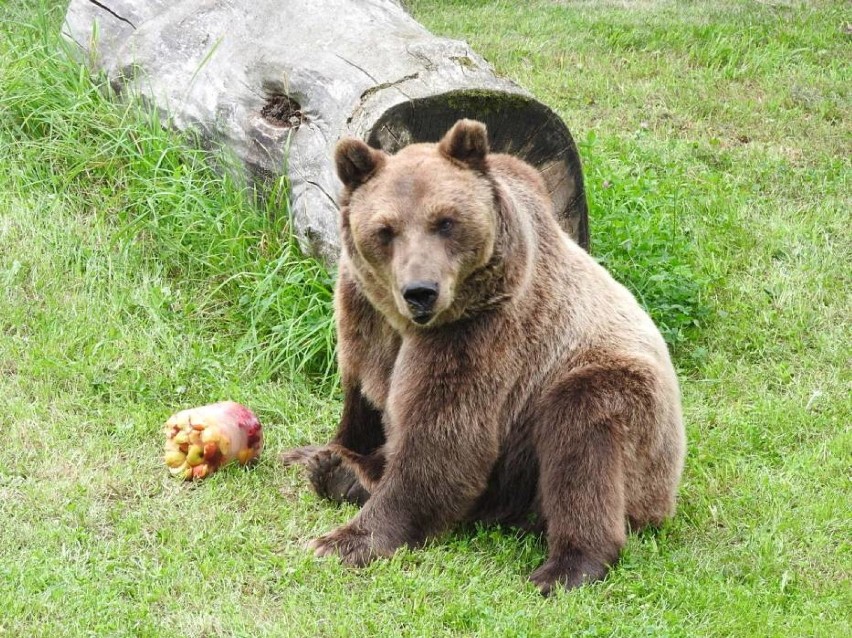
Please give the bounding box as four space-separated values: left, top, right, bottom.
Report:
366 90 589 250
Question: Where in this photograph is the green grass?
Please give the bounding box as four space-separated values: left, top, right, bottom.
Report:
1 0 849 636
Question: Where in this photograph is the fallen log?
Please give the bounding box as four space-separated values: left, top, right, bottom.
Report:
63 0 589 262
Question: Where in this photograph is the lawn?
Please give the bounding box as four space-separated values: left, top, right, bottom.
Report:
0 0 849 636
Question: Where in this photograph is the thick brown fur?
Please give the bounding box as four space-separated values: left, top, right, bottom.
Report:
282 119 685 595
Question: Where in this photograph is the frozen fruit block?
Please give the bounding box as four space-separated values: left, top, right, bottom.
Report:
164 401 262 480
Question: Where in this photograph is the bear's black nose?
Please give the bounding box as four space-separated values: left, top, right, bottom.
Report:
402 281 439 314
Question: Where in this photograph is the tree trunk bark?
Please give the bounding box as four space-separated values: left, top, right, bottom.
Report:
63 0 589 263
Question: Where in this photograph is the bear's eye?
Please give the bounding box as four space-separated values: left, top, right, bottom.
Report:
376 226 395 246
436 217 454 237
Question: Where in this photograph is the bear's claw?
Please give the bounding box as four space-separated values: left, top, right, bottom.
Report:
529 549 609 596
309 524 383 567
281 445 370 505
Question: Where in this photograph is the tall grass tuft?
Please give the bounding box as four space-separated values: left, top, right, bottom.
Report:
582 132 712 352
0 2 337 386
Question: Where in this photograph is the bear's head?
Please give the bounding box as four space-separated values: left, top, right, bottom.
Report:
335 119 500 329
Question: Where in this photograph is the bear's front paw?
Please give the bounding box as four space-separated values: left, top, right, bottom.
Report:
309 523 393 567
280 445 370 505
529 548 610 596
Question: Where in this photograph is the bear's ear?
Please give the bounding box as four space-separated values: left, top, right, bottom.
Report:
438 119 489 167
335 138 386 189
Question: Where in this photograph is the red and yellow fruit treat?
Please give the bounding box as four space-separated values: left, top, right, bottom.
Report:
164 401 263 480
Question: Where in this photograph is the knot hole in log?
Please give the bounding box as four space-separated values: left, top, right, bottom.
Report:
261 95 308 130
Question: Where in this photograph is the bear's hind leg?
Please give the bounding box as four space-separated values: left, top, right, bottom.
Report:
530 360 655 594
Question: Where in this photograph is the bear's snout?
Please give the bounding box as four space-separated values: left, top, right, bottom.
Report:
402 281 439 322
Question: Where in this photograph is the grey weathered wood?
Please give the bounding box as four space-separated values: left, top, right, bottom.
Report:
63 0 589 262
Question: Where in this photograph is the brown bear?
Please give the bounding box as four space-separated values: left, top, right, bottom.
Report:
282 119 685 594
